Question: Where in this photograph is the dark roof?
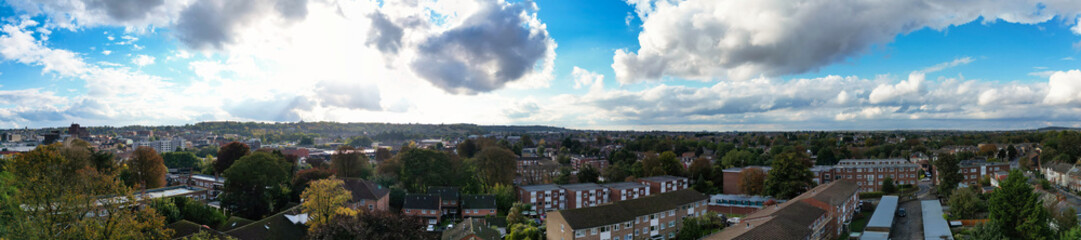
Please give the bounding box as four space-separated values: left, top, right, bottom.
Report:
731 201 826 240
553 189 708 229
561 183 604 191
601 182 648 190
167 220 230 239
403 194 440 210
218 216 255 231
440 218 502 240
342 178 390 202
1048 162 1073 173
429 186 460 201
638 175 686 182
462 195 497 209
805 180 859 206
519 184 562 192
225 206 308 240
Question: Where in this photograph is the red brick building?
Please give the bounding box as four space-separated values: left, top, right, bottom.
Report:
601 182 651 201
403 194 442 226
517 184 566 213
429 186 460 218
545 189 709 240
571 156 609 172
562 183 611 209
721 166 770 195
834 159 919 193
341 178 390 212
955 160 1012 187
461 195 497 218
706 180 859 240
635 175 689 194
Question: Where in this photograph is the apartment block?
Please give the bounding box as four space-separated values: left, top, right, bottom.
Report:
518 184 566 213
833 159 919 193
706 180 859 240
601 182 651 201
562 183 611 209
635 175 689 194
545 189 709 240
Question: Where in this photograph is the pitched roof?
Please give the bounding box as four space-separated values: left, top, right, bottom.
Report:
561 183 604 191
167 220 230 239
803 180 859 206
519 184 562 192
341 178 390 202
462 195 497 209
440 218 502 240
429 186 460 201
1048 162 1073 173
553 189 707 229
706 201 826 240
224 206 308 240
403 194 440 210
600 182 648 190
638 175 687 182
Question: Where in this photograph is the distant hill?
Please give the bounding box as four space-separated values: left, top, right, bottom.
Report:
1036 126 1081 131
480 125 570 133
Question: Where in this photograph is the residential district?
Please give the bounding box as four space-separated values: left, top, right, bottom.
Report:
1 122 1080 240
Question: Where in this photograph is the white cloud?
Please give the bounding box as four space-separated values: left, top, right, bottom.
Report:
101 50 111 55
131 54 155 66
1044 70 1081 105
614 0 1081 84
571 66 604 92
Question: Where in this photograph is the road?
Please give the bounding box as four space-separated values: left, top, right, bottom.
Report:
890 181 935 240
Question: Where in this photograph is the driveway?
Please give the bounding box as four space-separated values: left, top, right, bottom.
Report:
891 199 924 240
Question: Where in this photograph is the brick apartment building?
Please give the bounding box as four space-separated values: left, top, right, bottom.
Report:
571 156 609 172
953 160 1013 187
461 195 497 218
635 175 689 194
706 180 859 239
518 184 566 213
601 182 651 201
833 159 919 193
562 183 611 209
721 166 770 195
518 159 562 185
545 189 709 240
403 194 442 226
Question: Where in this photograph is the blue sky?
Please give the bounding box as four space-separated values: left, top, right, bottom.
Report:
1 0 1081 130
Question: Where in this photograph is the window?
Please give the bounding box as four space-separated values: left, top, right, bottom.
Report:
669 210 675 216
668 221 675 227
650 214 656 220
625 234 633 240
625 222 632 228
669 232 675 238
591 228 598 235
575 230 585 237
614 224 619 231
561 224 565 232
635 229 639 236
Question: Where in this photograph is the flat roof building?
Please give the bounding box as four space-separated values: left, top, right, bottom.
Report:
922 200 953 240
863 195 899 239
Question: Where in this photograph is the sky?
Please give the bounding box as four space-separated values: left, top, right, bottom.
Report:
0 0 1080 131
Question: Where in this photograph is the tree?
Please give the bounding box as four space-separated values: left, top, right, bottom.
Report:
969 223 1006 240
473 147 518 187
221 152 292 219
687 157 712 181
292 168 335 200
90 148 119 174
490 183 517 213
990 169 1050 239
948 187 982 219
738 168 766 195
163 151 201 170
396 148 459 192
128 146 168 189
374 148 392 162
1054 203 1079 233
881 176 896 194
457 139 479 158
935 154 962 198
3 143 173 239
215 142 250 175
641 153 664 177
345 135 374 148
979 144 999 157
149 197 182 223
307 211 427 240
676 215 725 240
506 223 542 240
763 152 814 199
302 178 353 228
578 165 600 183
173 197 227 227
331 146 372 179
507 202 530 226
815 147 837 165
182 231 238 240
1007 145 1018 161
720 149 755 168
659 151 684 176
554 167 573 184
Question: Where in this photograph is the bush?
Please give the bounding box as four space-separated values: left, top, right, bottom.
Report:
859 191 885 199
170 196 227 227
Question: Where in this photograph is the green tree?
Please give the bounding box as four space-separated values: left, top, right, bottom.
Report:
990 169 1050 239
1061 226 1081 240
396 148 461 192
1054 204 1079 234
129 146 169 189
490 183 517 213
720 149 755 168
763 152 813 199
174 197 227 227
578 165 600 183
301 178 353 228
935 154 962 198
215 141 250 175
659 151 684 176
291 168 335 201
331 146 372 179
163 151 201 170
506 223 542 240
969 223 1006 240
457 139 480 158
473 147 518 187
149 197 182 223
507 202 531 226
554 167 573 184
881 176 896 194
815 147 836 165
948 187 982 219
306 211 427 240
221 152 292 219
345 135 374 148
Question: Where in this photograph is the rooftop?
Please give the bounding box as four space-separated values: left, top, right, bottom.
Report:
560 183 604 191
519 184 563 192
403 194 440 210
705 201 826 240
600 182 648 190
866 195 899 232
428 186 460 200
551 189 707 229
638 175 687 182
462 195 497 210
341 178 390 202
921 200 953 240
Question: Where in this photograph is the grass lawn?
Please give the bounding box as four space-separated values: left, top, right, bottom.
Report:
848 214 870 233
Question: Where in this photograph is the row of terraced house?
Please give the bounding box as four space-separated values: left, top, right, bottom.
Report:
518 176 689 214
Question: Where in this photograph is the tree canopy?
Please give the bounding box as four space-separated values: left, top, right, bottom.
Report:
472 146 518 187
763 152 813 199
331 146 372 179
215 142 250 174
129 146 168 189
301 178 353 229
221 152 292 219
990 169 1050 239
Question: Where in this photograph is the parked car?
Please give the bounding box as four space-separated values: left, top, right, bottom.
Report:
897 208 907 217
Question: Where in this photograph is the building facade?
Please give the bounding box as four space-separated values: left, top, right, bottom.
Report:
518 184 566 213
706 180 859 240
562 183 611 209
601 182 651 202
403 194 442 226
833 159 919 193
342 178 390 212
545 189 709 240
462 195 497 218
635 176 689 194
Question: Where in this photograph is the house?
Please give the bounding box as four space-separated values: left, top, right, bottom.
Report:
224 206 308 240
545 189 709 240
341 178 390 212
403 194 442 226
461 195 497 218
561 183 611 209
189 174 225 199
635 175 689 194
517 184 566 213
441 218 501 240
705 180 859 240
430 186 461 218
601 182 651 201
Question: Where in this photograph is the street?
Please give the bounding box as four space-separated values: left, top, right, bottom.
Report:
889 181 935 239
